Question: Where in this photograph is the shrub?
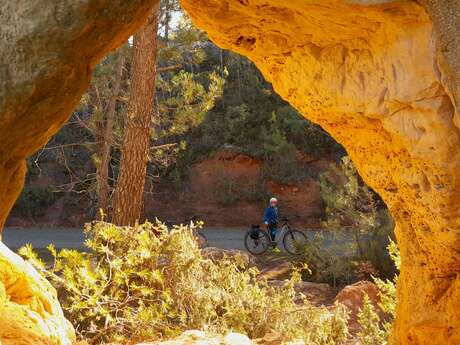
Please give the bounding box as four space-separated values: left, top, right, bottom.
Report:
357 240 399 345
20 221 350 344
319 157 396 279
14 186 57 217
373 240 398 330
296 232 358 287
213 170 242 205
213 170 270 206
319 156 379 243
357 294 386 345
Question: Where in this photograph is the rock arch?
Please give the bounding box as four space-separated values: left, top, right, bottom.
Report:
0 1 459 344
179 1 460 344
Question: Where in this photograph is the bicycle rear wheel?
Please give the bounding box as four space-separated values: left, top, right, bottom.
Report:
283 230 308 255
244 229 271 255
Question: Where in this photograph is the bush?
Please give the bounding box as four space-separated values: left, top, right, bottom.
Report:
319 157 396 279
357 240 399 345
14 186 57 217
213 170 242 205
213 170 270 206
296 232 358 287
357 294 386 345
20 221 350 344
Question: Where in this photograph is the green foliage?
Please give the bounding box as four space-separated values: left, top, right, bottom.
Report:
320 156 378 234
373 240 399 328
292 158 396 286
157 70 225 136
319 157 395 276
296 231 360 287
358 240 399 345
212 169 271 206
20 221 350 345
15 186 57 217
213 171 241 206
357 294 387 345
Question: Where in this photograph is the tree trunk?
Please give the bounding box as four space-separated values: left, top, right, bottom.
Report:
96 52 125 218
112 5 159 226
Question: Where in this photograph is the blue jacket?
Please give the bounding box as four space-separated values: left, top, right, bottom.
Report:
263 206 278 225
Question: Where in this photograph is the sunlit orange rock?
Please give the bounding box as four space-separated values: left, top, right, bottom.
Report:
179 1 460 344
0 1 459 344
0 243 75 345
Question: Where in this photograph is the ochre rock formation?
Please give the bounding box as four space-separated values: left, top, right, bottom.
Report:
179 1 460 344
0 242 75 345
0 0 459 345
0 1 160 343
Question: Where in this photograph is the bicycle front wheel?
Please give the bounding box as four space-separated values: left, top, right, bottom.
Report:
244 229 271 255
283 230 308 255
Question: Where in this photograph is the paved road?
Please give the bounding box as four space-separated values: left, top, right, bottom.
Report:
2 226 360 259
2 227 249 252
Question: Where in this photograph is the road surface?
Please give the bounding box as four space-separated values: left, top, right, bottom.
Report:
2 227 249 252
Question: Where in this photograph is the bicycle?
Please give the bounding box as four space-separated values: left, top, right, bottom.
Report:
244 217 308 255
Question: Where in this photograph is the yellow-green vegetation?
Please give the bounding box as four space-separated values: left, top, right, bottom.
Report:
20 221 349 344
357 240 399 345
357 294 387 345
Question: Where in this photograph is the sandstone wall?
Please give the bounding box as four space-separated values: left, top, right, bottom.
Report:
0 0 459 344
179 1 460 344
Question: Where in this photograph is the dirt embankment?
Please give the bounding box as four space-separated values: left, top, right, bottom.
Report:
146 149 333 228
7 149 334 229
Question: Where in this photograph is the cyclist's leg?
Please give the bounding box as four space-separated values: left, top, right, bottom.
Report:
267 224 275 241
268 223 278 248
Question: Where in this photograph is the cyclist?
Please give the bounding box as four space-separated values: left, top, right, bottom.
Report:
263 197 279 242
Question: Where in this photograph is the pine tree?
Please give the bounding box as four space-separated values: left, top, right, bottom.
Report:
113 4 160 226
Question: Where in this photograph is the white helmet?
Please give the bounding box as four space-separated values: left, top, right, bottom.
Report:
270 197 278 203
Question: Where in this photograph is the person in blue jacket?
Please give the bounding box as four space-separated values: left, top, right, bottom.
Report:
263 197 279 241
